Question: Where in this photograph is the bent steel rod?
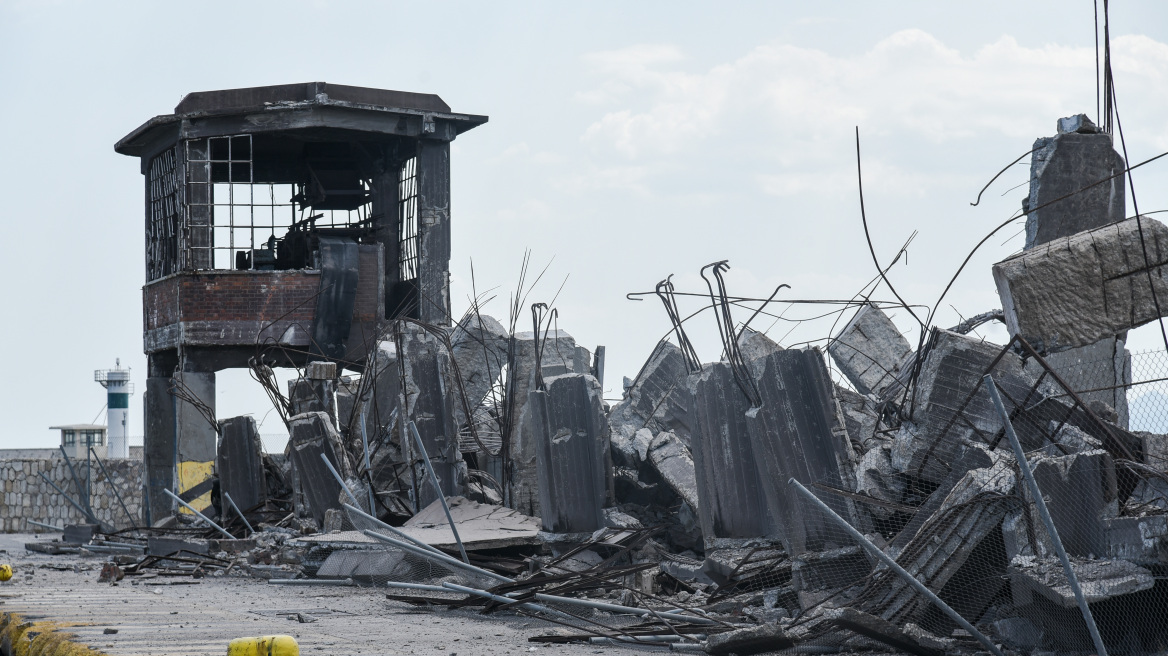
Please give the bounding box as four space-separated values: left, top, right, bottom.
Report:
374 539 714 624
408 421 469 563
983 375 1108 656
788 478 1005 656
162 488 233 539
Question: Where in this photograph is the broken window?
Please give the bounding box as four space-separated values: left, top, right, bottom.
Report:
181 134 376 273
398 155 419 282
146 146 181 281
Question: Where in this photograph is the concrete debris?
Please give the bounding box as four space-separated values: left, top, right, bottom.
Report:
397 322 466 508
704 623 794 656
508 329 592 518
1025 115 1123 249
1009 555 1154 608
690 362 770 541
745 348 858 554
286 411 350 528
449 312 509 427
996 216 1168 352
828 303 913 397
646 431 700 512
607 340 694 448
532 373 610 533
33 106 1168 656
217 416 267 513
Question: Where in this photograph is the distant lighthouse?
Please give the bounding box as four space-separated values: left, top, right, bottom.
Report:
95 360 132 458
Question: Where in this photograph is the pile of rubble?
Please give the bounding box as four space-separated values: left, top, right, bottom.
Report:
27 114 1168 655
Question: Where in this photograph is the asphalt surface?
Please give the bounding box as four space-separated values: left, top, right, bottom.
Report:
0 533 605 656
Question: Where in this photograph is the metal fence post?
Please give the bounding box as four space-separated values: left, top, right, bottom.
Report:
983 374 1109 656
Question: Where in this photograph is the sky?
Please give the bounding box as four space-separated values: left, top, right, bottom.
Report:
3 1 1168 451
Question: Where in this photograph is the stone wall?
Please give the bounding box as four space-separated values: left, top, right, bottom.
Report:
0 458 143 532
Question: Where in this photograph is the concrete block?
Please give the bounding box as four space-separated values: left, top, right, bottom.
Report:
690 363 769 540
995 216 1168 352
531 373 609 533
1024 124 1124 249
828 303 912 396
646 431 699 512
216 415 267 513
745 348 858 554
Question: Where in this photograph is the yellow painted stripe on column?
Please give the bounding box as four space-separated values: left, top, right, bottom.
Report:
176 460 214 513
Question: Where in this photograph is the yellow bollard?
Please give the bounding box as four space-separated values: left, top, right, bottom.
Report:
227 635 299 656
0 564 12 582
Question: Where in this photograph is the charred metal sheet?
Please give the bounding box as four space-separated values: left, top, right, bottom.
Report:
310 237 360 361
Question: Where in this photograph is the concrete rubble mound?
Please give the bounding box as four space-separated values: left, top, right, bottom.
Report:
15 112 1168 656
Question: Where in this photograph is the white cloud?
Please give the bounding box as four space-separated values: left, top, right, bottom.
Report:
579 31 1168 164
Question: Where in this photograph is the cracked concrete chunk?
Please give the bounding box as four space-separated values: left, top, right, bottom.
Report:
996 216 1168 352
828 303 912 396
646 430 699 512
531 373 609 533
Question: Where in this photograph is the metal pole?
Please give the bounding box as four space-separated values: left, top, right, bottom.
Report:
318 453 361 508
359 410 377 512
408 421 469 564
38 472 99 525
440 582 578 622
362 529 511 583
162 488 234 539
222 491 255 536
268 578 355 586
343 503 446 557
28 520 63 532
983 375 1109 656
89 446 137 531
58 446 97 521
371 535 713 624
788 478 1006 656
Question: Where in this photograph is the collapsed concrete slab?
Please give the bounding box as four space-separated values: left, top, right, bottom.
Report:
606 340 694 447
704 623 795 656
531 373 609 533
690 362 770 540
828 607 948 656
834 385 880 451
646 431 699 512
1024 115 1126 249
450 313 509 427
994 216 1168 352
745 348 858 554
863 451 1015 625
1010 556 1154 609
216 415 267 513
507 329 592 518
828 304 913 397
888 328 1055 483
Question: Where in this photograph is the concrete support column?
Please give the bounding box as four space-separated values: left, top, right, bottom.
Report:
416 139 451 326
143 356 217 522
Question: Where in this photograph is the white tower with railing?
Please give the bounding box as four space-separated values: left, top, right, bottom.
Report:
95 359 132 458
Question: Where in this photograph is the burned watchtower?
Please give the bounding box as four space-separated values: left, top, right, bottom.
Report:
116 83 486 518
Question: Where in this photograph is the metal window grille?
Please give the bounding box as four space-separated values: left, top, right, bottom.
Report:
147 146 181 281
185 134 372 271
398 156 419 281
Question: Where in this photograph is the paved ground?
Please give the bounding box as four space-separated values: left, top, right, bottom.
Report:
0 534 604 656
